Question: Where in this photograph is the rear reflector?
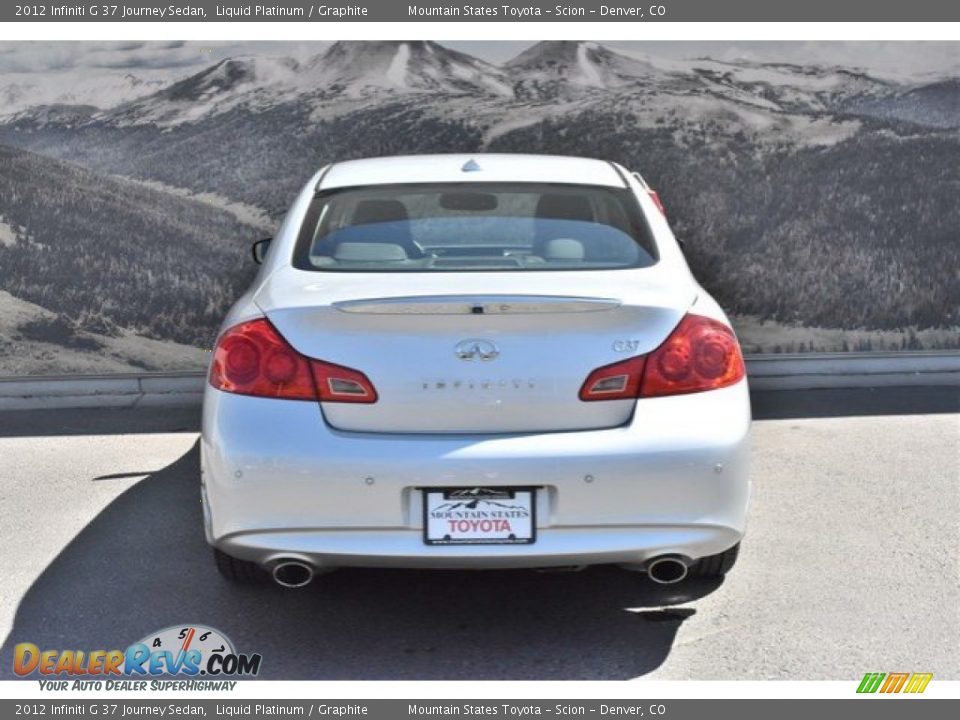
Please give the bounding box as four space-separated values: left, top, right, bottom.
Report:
579 314 745 401
210 318 377 403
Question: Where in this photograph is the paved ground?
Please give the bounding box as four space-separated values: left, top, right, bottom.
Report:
0 388 957 680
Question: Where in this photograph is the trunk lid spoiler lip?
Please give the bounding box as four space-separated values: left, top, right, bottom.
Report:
331 295 623 315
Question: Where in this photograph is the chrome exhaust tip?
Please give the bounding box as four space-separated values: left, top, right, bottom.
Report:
272 560 315 588
646 556 689 585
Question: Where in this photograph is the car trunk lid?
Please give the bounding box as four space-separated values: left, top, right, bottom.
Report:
256 269 694 434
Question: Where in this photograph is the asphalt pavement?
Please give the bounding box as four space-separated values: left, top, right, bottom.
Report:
0 388 957 680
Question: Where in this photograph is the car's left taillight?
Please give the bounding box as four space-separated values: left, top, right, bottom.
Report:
209 318 377 403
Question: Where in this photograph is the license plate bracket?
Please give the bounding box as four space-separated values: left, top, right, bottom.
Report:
422 487 537 545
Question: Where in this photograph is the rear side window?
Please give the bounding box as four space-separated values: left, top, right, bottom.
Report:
292 183 658 272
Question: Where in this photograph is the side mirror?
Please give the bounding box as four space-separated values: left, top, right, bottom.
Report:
252 238 272 264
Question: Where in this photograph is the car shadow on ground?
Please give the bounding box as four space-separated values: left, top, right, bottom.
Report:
750 386 959 419
1 441 722 680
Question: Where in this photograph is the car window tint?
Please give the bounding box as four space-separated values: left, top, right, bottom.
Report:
293 183 658 273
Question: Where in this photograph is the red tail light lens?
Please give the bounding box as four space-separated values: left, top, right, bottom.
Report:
578 314 745 401
210 319 316 400
641 315 745 397
210 319 377 403
579 356 646 401
648 190 667 217
311 360 379 403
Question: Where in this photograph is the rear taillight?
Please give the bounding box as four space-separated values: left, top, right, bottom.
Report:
648 190 667 217
311 359 378 403
641 315 745 397
579 356 646 401
209 319 377 403
578 314 745 401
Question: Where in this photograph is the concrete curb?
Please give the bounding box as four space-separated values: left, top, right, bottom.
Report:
745 351 960 391
0 372 204 411
0 352 957 410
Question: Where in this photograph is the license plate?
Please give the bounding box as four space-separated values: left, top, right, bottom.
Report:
423 487 536 545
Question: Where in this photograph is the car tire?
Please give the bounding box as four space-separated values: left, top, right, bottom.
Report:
213 548 268 584
688 542 740 578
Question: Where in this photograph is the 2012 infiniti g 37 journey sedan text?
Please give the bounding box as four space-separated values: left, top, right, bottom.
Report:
202 154 750 588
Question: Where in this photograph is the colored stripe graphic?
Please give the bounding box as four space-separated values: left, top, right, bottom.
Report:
903 673 933 694
880 672 909 693
857 673 885 693
857 672 932 694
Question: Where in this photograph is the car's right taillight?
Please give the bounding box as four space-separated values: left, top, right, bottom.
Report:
209 318 377 403
579 356 647 401
648 190 667 217
640 314 745 397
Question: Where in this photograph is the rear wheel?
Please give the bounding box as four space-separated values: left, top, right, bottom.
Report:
688 542 740 578
213 548 268 584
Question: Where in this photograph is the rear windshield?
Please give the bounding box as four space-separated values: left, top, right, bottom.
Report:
292 183 658 272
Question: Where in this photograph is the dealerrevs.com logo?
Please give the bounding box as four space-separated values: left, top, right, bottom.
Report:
13 625 261 689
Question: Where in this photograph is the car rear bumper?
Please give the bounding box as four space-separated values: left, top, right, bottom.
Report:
215 526 743 570
201 379 751 570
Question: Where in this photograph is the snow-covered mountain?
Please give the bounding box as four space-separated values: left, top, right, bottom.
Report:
506 40 668 98
4 40 954 160
106 55 302 125
677 59 894 113
502 42 898 111
90 41 929 141
0 71 171 118
305 41 512 97
104 41 513 126
8 40 951 135
492 42 885 145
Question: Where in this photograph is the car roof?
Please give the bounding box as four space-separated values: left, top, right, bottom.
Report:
318 154 628 190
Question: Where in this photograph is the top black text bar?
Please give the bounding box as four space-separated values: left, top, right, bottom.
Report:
5 0 960 22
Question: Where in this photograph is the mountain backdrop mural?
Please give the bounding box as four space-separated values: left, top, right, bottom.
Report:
0 41 958 375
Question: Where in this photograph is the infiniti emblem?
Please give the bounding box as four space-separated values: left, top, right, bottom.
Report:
454 339 499 361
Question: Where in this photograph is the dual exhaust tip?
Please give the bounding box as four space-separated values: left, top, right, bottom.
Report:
645 555 689 585
271 555 690 588
272 559 315 588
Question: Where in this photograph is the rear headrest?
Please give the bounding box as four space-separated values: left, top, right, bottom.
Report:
543 238 585 261
352 199 409 225
535 194 594 222
333 242 408 262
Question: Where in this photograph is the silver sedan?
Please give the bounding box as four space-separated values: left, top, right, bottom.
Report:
201 154 750 588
